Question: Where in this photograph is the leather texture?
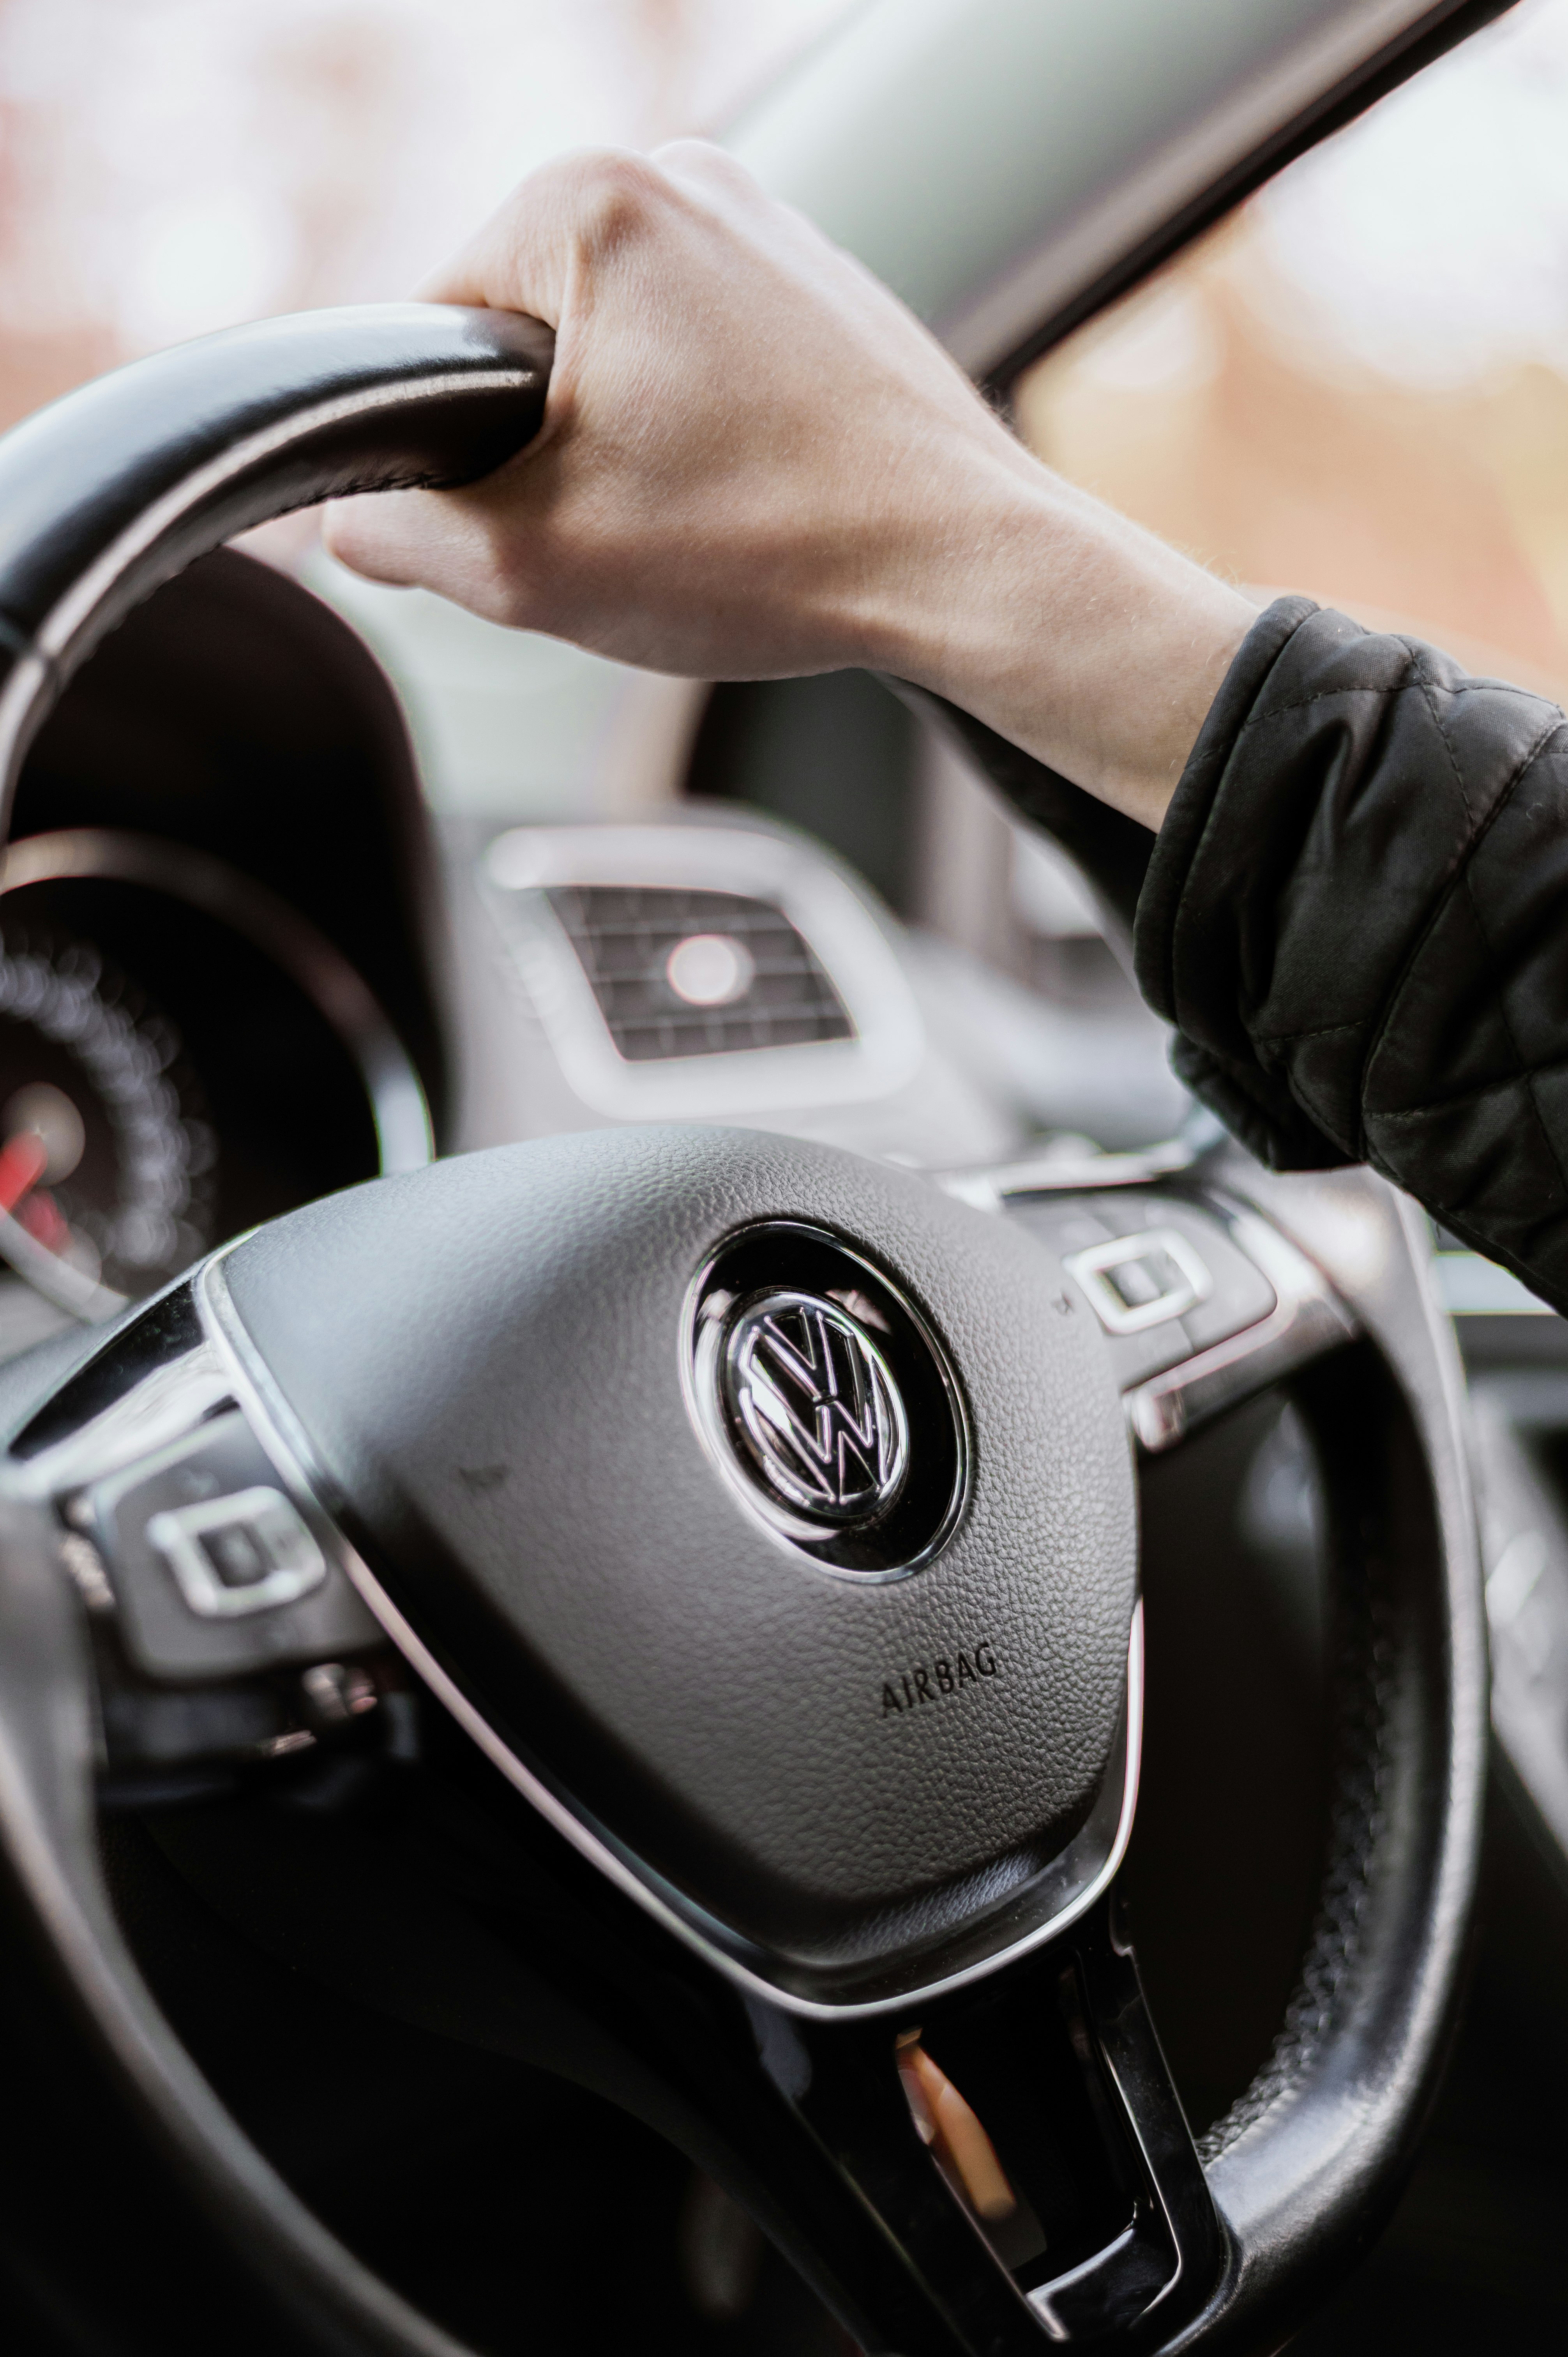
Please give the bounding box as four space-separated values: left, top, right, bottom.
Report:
222 1125 1137 1976
0 1483 475 2357
1162 1158 1486 2354
1135 594 1568 1313
0 302 551 803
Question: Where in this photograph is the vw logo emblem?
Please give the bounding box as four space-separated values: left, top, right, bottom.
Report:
720 1291 910 1527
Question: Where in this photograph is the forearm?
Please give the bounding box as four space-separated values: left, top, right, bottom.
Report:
866 457 1257 833
320 140 1568 1309
323 142 1254 831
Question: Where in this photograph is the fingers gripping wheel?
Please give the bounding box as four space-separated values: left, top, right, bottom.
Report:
0 311 1484 2357
0 302 552 812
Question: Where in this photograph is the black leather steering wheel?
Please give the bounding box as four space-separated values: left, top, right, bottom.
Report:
0 307 1487 2356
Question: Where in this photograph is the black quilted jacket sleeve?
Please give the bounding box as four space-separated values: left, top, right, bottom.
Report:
1133 594 1568 1313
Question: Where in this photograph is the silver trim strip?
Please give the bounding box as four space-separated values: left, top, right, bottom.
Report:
195 1249 1144 2021
935 1138 1195 1214
1064 1227 1213 1338
0 1205 125 1323
15 1339 234 1498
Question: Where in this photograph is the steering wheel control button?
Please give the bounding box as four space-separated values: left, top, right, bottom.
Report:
721 1291 909 1525
1009 1194 1280 1389
688 1221 967 1576
1063 1228 1213 1336
146 1486 324 1619
87 1410 379 1680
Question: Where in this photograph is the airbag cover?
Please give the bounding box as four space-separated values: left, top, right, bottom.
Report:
222 1126 1135 1969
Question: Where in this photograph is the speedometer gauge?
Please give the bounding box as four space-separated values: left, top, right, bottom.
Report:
0 927 214 1297
0 829 431 1357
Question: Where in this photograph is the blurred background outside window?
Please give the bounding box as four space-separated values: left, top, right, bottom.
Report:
0 0 848 422
1018 0 1568 702
0 0 854 827
921 0 1568 1102
4 0 1568 1070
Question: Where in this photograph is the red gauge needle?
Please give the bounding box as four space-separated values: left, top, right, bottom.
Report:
0 1126 49 1216
0 1129 73 1257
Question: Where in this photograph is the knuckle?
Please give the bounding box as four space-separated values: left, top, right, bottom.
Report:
658 138 754 192
556 147 671 256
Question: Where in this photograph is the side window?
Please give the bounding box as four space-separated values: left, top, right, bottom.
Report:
1014 0 1568 703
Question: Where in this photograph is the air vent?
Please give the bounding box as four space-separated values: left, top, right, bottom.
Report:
545 885 855 1064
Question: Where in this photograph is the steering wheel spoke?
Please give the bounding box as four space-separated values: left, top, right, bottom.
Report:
289 1689 1220 2357
706 1898 1222 2353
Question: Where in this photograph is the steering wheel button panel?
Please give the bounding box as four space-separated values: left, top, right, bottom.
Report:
88 1410 378 1680
146 1485 325 1618
1010 1193 1283 1391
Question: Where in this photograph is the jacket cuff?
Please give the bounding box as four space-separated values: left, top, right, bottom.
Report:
1133 594 1356 1173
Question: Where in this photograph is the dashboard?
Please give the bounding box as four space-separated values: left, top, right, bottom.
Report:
7 542 1567 1949
0 550 441 1366
2 548 1133 1389
0 539 1153 1426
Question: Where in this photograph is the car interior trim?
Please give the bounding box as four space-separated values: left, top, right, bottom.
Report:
728 2 1508 385
935 1136 1197 1214
482 821 925 1117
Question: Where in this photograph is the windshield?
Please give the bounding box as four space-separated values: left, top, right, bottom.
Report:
0 0 859 822
1017 0 1568 705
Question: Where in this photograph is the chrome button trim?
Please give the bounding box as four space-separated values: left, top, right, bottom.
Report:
1122 1207 1355 1452
1063 1228 1213 1338
146 1485 325 1619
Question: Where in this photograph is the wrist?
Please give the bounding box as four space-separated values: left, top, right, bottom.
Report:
870 453 1255 831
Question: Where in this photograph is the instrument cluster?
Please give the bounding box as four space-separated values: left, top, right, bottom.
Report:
0 829 428 1363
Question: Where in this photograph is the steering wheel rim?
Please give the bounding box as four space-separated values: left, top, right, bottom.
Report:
0 309 1487 2356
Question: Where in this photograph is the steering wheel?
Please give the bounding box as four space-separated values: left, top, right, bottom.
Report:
0 307 1486 2356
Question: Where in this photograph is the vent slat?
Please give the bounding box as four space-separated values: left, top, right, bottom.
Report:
546 884 855 1064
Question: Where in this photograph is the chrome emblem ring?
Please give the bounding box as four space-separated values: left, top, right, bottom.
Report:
720 1290 909 1527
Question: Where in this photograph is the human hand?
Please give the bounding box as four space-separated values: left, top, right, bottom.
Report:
323 142 1253 827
